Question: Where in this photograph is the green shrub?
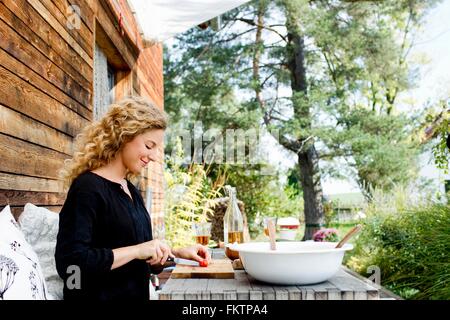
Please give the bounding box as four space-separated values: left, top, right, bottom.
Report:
347 198 450 300
163 139 223 247
217 163 304 238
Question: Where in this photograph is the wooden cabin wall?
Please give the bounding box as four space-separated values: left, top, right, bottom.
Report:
0 0 165 236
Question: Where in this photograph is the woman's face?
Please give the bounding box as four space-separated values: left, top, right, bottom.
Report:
120 129 165 174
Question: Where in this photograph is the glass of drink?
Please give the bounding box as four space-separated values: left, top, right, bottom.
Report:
227 231 244 244
192 222 212 246
263 217 277 237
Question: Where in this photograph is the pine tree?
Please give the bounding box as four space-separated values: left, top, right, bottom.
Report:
164 0 439 239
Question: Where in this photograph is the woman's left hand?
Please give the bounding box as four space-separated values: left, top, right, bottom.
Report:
175 244 211 264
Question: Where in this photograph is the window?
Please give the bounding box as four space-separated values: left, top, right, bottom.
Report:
93 22 131 120
107 63 115 104
93 43 115 120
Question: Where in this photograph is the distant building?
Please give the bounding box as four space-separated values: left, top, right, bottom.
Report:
324 193 366 223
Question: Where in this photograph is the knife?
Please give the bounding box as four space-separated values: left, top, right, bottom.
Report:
167 257 200 267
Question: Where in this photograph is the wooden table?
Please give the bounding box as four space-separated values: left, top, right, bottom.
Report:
158 249 381 300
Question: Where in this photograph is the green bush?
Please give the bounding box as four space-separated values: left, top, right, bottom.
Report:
163 139 223 247
347 200 450 300
213 163 304 238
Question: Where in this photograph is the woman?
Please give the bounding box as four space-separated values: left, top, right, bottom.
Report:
55 96 210 300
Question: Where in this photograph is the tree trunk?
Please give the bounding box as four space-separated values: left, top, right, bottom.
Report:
298 147 325 240
286 20 325 240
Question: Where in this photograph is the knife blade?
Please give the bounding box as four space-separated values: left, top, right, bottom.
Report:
168 257 200 267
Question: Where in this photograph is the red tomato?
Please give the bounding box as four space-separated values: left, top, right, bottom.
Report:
199 259 208 267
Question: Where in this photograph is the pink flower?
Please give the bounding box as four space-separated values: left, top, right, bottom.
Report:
313 228 339 242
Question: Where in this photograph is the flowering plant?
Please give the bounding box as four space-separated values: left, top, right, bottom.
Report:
313 228 339 242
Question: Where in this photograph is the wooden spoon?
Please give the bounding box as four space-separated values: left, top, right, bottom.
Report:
335 224 362 248
267 219 277 250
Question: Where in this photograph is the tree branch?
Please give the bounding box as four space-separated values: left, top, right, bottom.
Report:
260 71 276 88
319 150 353 160
216 27 257 44
237 18 288 42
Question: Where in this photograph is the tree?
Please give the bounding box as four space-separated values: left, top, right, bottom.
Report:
207 163 304 237
164 0 438 238
422 102 450 173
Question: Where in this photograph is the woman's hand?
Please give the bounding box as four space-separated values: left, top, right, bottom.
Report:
173 244 211 264
135 239 174 265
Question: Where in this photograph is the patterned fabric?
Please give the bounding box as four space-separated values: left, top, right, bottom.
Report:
0 255 19 299
19 204 63 300
0 206 48 300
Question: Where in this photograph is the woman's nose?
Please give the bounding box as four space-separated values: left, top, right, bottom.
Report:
148 149 160 162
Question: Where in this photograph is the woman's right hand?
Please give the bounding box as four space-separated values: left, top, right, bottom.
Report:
134 240 174 265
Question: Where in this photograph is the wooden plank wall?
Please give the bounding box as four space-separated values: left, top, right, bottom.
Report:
0 0 165 234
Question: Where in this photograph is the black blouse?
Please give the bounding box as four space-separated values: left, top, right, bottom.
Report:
55 171 153 300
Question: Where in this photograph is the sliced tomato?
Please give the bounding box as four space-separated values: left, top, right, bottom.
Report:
199 259 208 267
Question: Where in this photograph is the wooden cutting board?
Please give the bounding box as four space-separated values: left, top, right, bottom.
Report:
171 259 235 279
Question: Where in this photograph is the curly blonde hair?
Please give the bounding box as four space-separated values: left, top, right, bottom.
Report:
60 96 168 188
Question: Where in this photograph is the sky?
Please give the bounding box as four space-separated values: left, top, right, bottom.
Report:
406 0 450 106
409 0 450 195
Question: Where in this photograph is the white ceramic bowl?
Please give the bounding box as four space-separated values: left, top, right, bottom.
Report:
232 241 353 285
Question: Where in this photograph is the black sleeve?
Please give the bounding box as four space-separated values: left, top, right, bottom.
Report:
55 189 114 280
